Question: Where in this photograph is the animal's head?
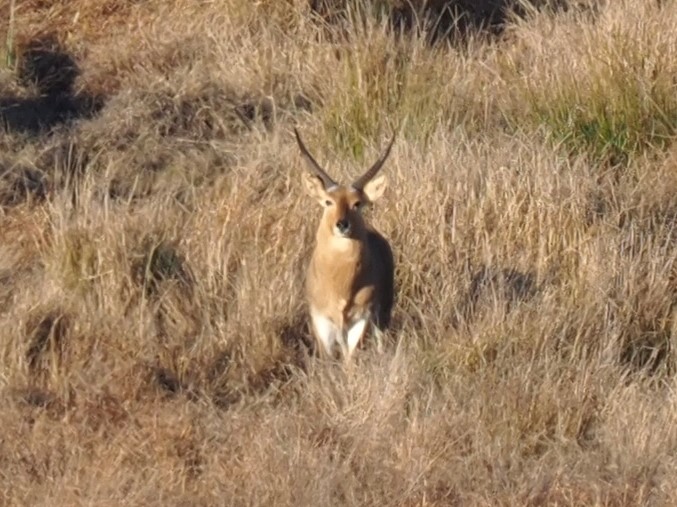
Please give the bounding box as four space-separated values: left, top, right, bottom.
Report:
294 128 395 240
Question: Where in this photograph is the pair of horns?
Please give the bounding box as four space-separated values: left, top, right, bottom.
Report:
294 128 395 190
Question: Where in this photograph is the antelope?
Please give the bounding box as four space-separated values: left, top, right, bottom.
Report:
294 128 395 362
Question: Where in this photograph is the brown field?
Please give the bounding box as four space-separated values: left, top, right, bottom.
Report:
1 0 677 505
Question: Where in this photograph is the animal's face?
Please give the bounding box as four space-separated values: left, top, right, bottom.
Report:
293 127 394 240
304 174 387 239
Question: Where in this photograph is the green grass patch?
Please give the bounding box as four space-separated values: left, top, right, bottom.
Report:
519 21 677 165
321 36 489 161
532 90 677 166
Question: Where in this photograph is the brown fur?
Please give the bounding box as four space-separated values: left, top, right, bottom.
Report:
297 132 395 361
306 186 394 331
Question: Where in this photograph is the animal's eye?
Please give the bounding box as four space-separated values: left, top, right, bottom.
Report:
353 201 362 209
324 200 333 207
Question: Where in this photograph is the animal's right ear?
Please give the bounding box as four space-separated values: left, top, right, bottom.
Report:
303 172 328 205
362 174 387 203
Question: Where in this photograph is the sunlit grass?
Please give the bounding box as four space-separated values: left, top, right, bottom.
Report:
0 0 676 505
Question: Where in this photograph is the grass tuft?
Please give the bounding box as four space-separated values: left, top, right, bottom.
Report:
508 1 677 164
132 238 193 298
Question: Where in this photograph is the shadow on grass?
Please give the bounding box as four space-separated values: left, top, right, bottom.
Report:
0 166 47 207
25 309 71 375
453 265 538 329
310 0 583 45
0 36 104 136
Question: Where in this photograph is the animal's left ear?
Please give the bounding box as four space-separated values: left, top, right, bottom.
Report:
303 172 329 205
362 174 387 202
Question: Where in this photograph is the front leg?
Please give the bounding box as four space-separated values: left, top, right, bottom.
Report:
372 323 384 354
310 310 340 358
344 316 369 362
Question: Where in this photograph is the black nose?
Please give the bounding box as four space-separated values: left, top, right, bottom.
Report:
336 219 350 234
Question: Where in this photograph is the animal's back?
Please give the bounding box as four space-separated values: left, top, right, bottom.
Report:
367 229 394 330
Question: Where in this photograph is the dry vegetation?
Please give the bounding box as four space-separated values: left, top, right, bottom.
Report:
1 0 677 504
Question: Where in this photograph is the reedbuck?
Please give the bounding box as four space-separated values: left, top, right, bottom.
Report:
295 128 395 362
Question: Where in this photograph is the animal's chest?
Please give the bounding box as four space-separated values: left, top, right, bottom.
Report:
307 257 375 325
340 285 375 318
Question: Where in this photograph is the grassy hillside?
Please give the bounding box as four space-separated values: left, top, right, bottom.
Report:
1 0 677 504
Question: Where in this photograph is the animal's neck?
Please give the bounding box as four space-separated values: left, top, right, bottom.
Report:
314 229 368 267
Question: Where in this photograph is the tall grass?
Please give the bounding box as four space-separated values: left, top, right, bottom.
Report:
1 0 677 505
505 2 677 164
4 0 16 68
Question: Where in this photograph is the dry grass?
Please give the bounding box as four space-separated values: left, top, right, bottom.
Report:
1 0 677 505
